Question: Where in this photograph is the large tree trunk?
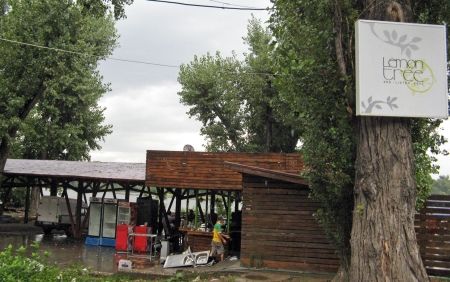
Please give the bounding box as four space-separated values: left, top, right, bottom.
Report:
349 1 428 281
350 117 428 281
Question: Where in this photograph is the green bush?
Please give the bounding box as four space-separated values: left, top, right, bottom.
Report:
0 242 91 282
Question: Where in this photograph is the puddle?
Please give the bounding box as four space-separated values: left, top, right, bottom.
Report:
0 234 117 273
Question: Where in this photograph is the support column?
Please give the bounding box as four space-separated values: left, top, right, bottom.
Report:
125 184 130 201
50 179 57 196
24 184 30 224
210 191 216 215
175 189 181 228
75 181 83 239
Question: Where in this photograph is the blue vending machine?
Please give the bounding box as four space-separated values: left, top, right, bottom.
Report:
85 198 118 247
100 198 118 247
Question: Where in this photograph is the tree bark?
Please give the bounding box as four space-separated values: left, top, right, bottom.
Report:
350 117 428 281
349 1 428 281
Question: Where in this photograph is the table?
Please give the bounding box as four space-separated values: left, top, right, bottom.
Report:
178 228 213 252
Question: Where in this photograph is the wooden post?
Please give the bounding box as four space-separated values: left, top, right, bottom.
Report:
75 181 83 239
167 189 176 212
63 186 76 238
50 179 57 196
205 190 209 231
194 190 199 228
210 191 216 215
186 189 190 216
24 184 30 224
221 193 228 215
227 191 232 233
175 189 181 228
111 183 117 199
125 184 130 201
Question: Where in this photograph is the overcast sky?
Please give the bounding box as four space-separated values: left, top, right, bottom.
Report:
91 0 450 177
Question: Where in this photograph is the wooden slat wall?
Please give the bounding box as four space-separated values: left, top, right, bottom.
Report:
415 195 450 277
146 151 303 190
240 175 339 272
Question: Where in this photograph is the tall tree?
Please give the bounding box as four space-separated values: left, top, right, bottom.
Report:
178 19 298 153
270 0 449 280
11 64 112 161
0 0 120 174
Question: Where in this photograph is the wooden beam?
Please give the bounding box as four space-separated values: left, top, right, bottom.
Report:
24 184 30 224
157 188 171 237
75 181 83 238
210 191 216 215
125 184 130 201
175 189 181 228
63 186 76 239
167 190 176 212
50 179 57 196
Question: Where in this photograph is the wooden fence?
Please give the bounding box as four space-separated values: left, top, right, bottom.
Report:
415 195 450 277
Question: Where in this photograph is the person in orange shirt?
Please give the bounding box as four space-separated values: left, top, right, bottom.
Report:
210 216 230 262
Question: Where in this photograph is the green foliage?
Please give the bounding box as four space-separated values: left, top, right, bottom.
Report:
269 0 449 265
178 18 298 153
412 119 448 208
77 0 134 20
432 176 450 195
0 243 91 282
0 0 117 164
269 0 356 262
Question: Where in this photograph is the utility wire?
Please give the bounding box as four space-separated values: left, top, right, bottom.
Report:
0 37 179 68
0 36 279 76
207 0 260 9
144 0 267 11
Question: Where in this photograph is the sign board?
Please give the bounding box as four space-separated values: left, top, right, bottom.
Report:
356 20 448 118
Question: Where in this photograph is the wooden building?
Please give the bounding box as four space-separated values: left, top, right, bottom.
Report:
146 150 339 272
225 162 339 272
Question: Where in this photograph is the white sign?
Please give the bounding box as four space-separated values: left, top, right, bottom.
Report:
356 20 448 118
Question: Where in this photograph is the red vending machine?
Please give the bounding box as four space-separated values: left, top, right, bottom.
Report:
115 224 129 252
115 201 137 251
133 225 149 253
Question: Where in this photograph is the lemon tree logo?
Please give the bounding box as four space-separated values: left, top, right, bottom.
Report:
404 61 435 94
382 57 435 94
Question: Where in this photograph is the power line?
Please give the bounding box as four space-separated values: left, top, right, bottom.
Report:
0 37 179 68
144 0 267 11
207 0 260 9
0 36 279 76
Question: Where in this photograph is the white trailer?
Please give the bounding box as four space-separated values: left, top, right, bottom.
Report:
35 196 83 235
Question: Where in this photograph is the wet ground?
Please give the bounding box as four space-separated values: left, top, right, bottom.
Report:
0 225 336 281
0 221 339 281
0 223 118 273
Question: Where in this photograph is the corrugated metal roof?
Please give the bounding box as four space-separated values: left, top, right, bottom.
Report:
3 159 145 183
